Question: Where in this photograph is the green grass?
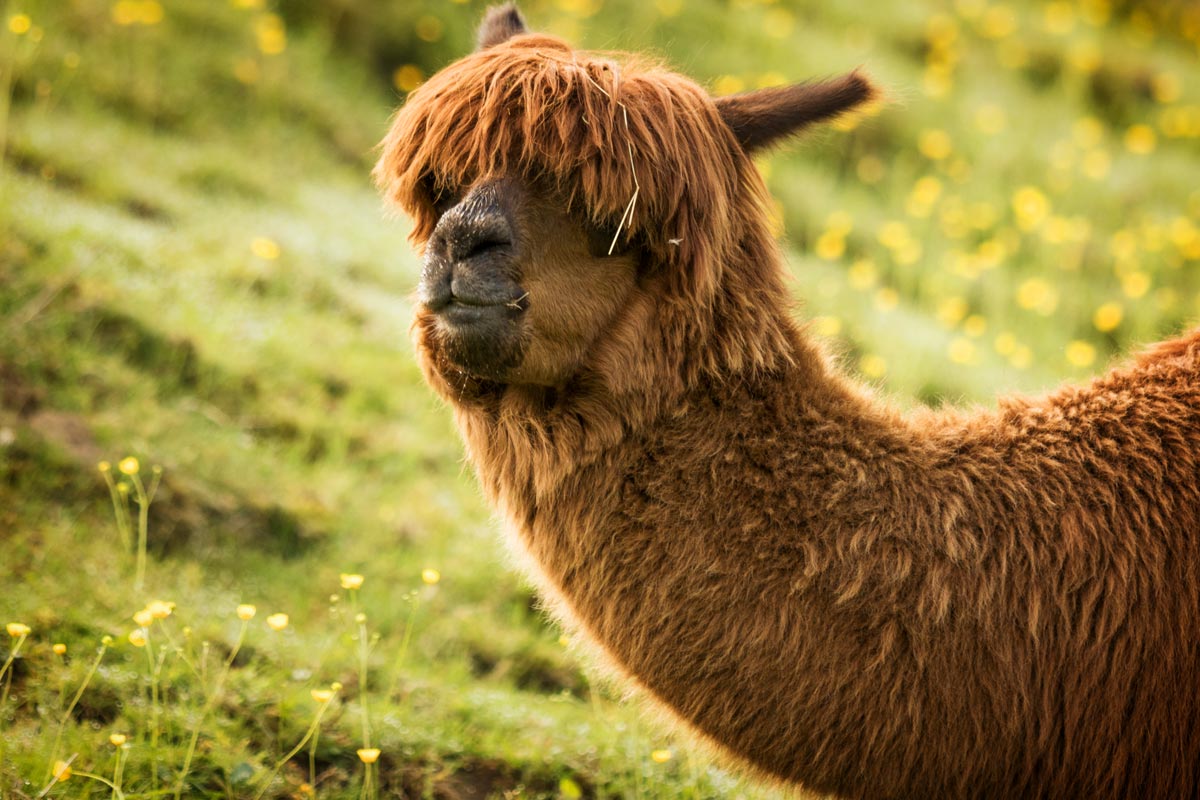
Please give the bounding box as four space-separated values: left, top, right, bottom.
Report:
1 0 1198 797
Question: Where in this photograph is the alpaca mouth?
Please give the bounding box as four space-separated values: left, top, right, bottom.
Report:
422 264 529 323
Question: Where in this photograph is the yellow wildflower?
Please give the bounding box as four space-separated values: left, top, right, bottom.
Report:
947 338 978 365
1093 303 1123 332
393 65 424 93
138 1 163 24
1065 340 1096 367
53 643 67 655
133 609 154 627
254 14 287 55
118 457 139 476
814 230 845 260
339 573 364 590
962 315 987 337
1010 345 1033 369
1081 149 1110 180
1121 272 1150 299
6 622 30 638
414 15 444 43
1012 186 1050 231
147 600 173 620
859 354 887 379
655 0 682 17
937 297 968 328
1124 124 1156 155
978 4 1017 39
918 129 952 160
878 221 912 250
650 749 674 763
52 761 71 781
236 604 257 620
311 688 334 703
712 74 745 96
109 733 127 747
128 629 148 647
874 288 899 311
1016 278 1059 315
812 316 841 336
250 237 280 260
993 332 1018 356
422 568 441 585
1152 73 1181 104
112 2 138 26
98 461 111 473
357 748 381 764
7 13 31 34
847 259 877 291
266 613 289 631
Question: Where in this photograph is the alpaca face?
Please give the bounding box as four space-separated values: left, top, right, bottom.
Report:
417 175 639 386
377 4 875 393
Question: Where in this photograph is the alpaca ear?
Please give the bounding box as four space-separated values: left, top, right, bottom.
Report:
714 71 876 154
477 3 529 50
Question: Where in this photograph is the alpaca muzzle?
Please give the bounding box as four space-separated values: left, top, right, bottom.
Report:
417 182 530 380
420 185 528 322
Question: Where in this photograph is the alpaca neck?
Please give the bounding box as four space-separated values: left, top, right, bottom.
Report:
455 306 921 792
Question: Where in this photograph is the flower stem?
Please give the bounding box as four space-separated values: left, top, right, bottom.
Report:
131 473 150 592
46 642 108 781
173 618 249 800
252 691 338 800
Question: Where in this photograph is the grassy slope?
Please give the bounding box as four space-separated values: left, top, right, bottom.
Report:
1 0 1198 798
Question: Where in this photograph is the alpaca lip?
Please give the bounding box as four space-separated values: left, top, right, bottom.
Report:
420 257 527 318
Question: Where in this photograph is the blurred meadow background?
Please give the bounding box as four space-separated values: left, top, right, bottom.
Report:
1 0 1199 797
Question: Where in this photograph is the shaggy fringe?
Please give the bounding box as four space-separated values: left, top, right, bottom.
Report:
374 32 766 315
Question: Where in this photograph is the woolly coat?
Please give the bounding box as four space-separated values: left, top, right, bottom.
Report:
376 30 1200 800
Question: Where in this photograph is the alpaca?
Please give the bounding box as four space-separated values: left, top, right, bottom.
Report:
374 6 1200 799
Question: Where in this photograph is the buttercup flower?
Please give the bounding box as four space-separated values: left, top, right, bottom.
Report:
147 600 174 619
339 573 364 590
357 748 381 764
266 613 289 631
118 456 140 476
6 622 30 638
237 604 257 620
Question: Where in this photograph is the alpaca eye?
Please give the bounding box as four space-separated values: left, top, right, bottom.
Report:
421 175 461 218
432 187 462 217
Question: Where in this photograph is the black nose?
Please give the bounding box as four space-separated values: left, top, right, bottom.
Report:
420 184 525 315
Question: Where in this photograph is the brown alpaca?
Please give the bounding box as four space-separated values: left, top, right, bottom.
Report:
375 7 1200 799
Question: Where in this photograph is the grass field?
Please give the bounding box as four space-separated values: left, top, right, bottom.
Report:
1 0 1198 797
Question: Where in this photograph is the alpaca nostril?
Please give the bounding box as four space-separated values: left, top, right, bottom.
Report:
460 233 511 261
435 196 514 263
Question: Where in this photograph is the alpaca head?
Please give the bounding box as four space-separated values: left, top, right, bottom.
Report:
375 4 876 391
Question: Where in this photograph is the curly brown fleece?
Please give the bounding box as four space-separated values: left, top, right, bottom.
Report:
375 11 1200 800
